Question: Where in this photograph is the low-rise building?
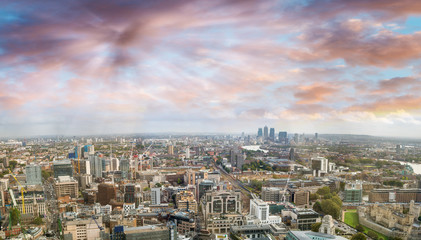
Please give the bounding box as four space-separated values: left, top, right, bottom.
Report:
54 176 79 198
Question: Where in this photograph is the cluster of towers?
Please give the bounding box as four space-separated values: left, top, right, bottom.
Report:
257 126 288 143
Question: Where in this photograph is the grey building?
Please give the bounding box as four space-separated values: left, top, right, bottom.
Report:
53 160 73 178
269 128 275 141
26 163 42 185
263 126 269 140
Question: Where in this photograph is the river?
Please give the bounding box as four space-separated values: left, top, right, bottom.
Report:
241 145 268 153
400 161 421 175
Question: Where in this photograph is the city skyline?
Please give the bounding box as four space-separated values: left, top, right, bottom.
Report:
2 0 421 137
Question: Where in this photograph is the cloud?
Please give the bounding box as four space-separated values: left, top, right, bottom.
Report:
294 83 338 104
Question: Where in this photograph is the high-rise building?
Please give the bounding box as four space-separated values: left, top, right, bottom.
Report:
279 131 287 143
120 159 130 179
53 160 73 178
257 128 263 137
26 163 42 185
230 149 245 170
124 184 135 203
263 126 269 140
79 160 91 175
315 133 318 140
185 147 190 159
269 128 275 141
88 154 103 178
151 188 161 205
111 158 120 171
168 145 174 155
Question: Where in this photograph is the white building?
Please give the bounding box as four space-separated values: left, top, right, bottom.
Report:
311 157 329 177
185 147 190 159
247 198 281 225
151 188 161 205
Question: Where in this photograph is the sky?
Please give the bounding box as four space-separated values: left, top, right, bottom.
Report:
1 0 421 137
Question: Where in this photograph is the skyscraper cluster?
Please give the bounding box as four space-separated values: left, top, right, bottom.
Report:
257 126 288 143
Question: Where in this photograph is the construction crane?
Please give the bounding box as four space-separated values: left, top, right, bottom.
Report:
91 216 104 231
281 172 291 204
9 170 27 214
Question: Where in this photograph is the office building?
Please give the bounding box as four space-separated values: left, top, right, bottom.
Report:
281 208 320 231
112 224 177 240
53 160 73 178
344 182 363 203
63 217 102 240
54 176 79 198
269 128 275 141
201 190 243 234
176 191 197 212
279 131 288 143
261 187 281 202
257 128 263 137
124 184 135 203
26 163 42 185
88 154 103 178
151 188 161 205
98 183 116 205
289 189 310 206
120 159 130 179
198 180 214 200
263 126 268 140
311 157 329 177
248 198 281 224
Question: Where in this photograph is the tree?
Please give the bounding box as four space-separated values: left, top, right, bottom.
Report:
155 183 162 187
331 196 342 207
309 193 319 201
31 216 43 225
355 224 364 232
313 201 322 212
351 233 366 240
143 187 150 191
42 170 52 180
321 199 341 219
316 186 330 196
311 222 322 232
10 207 20 226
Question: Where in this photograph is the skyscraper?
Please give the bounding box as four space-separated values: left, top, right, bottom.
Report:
257 128 263 137
279 131 287 143
26 163 42 185
269 128 275 141
263 126 268 140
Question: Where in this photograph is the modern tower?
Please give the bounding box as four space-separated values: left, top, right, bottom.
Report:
263 126 268 140
269 128 275 141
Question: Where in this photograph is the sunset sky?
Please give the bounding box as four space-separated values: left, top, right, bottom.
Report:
1 0 421 137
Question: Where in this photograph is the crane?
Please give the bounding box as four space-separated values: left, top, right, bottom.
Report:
281 172 291 204
91 216 104 231
9 170 27 214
